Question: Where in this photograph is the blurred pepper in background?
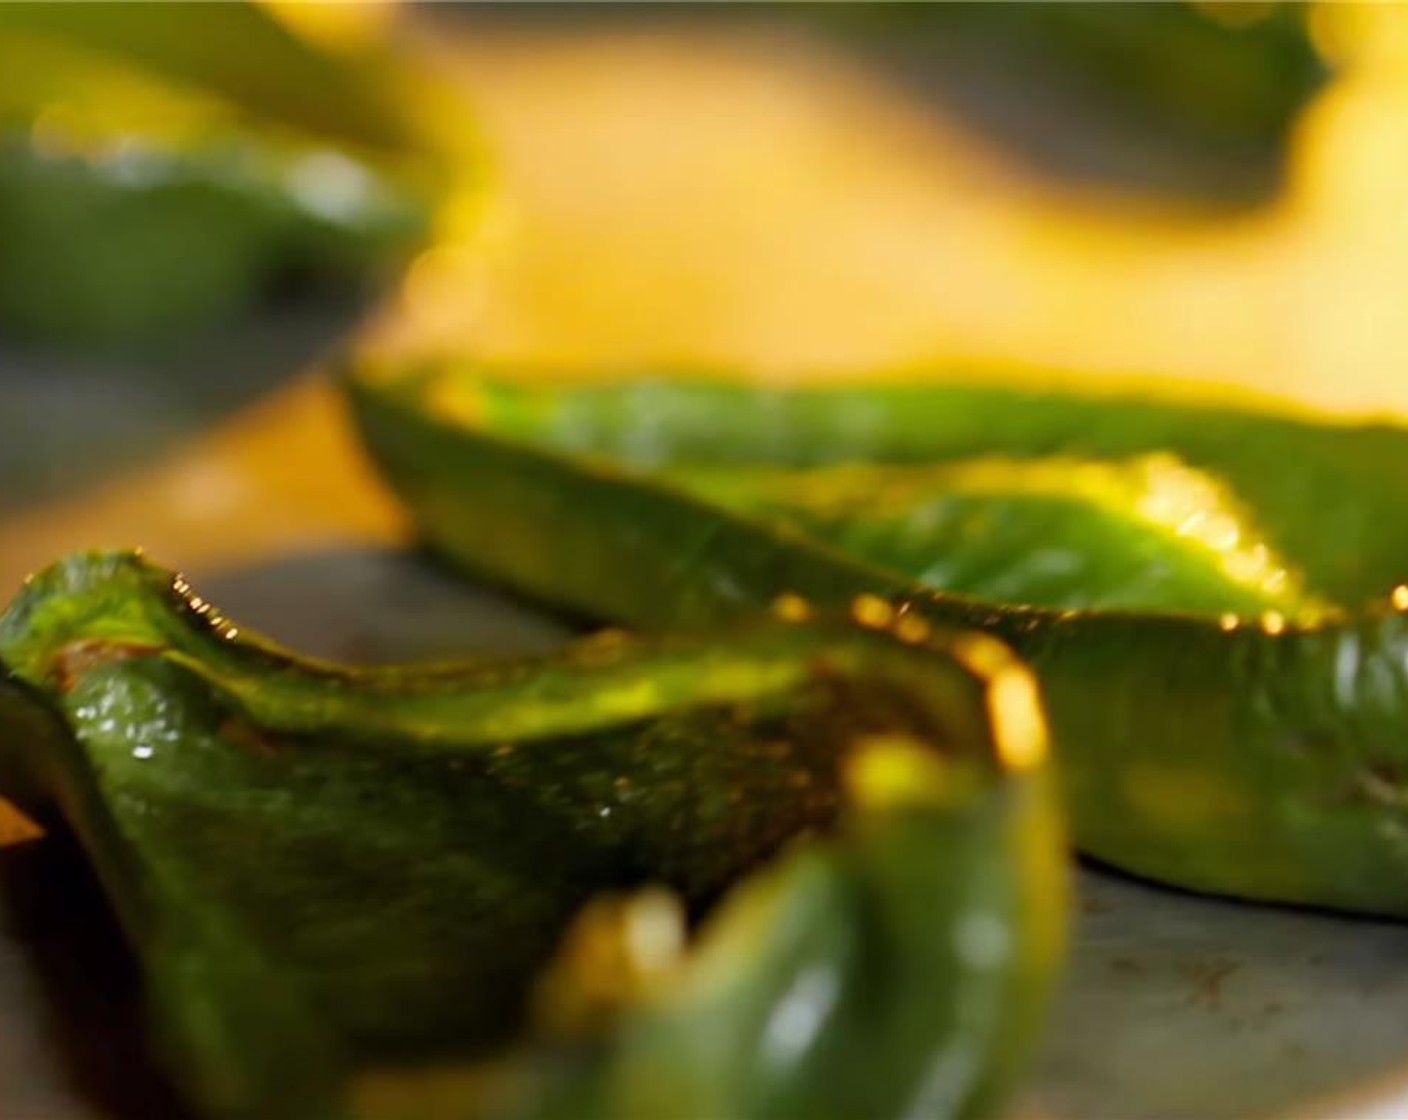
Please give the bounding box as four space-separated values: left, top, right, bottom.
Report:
0 1 476 347
811 0 1327 199
2 0 1406 578
353 1 1408 414
0 0 1339 353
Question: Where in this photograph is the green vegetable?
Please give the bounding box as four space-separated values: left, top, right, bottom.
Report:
0 551 1064 1119
0 2 446 346
672 454 1324 616
0 137 425 346
346 368 1408 916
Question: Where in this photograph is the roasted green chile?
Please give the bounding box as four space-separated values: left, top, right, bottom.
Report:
347 368 1408 917
0 552 1063 1119
0 2 442 345
0 139 425 345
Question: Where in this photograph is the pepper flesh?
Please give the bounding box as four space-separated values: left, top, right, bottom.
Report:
0 551 1063 1119
346 368 1408 916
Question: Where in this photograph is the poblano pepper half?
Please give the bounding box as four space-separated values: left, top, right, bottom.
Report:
0 551 1064 1119
345 366 1408 917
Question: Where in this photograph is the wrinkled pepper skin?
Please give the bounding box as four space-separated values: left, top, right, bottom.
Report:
0 552 1064 1119
346 369 1408 916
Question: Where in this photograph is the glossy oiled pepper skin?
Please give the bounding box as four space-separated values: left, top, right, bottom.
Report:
346 369 1408 916
0 552 1063 1120
673 455 1322 616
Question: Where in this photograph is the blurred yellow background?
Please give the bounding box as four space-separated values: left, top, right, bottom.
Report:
4 2 1408 589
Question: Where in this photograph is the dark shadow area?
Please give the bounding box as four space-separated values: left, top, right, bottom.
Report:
438 1 1323 205
0 833 192 1120
831 23 1293 206
0 294 365 516
1075 851 1408 926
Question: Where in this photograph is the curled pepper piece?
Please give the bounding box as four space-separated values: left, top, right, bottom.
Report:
345 368 1408 916
0 551 1064 1119
408 376 1408 607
